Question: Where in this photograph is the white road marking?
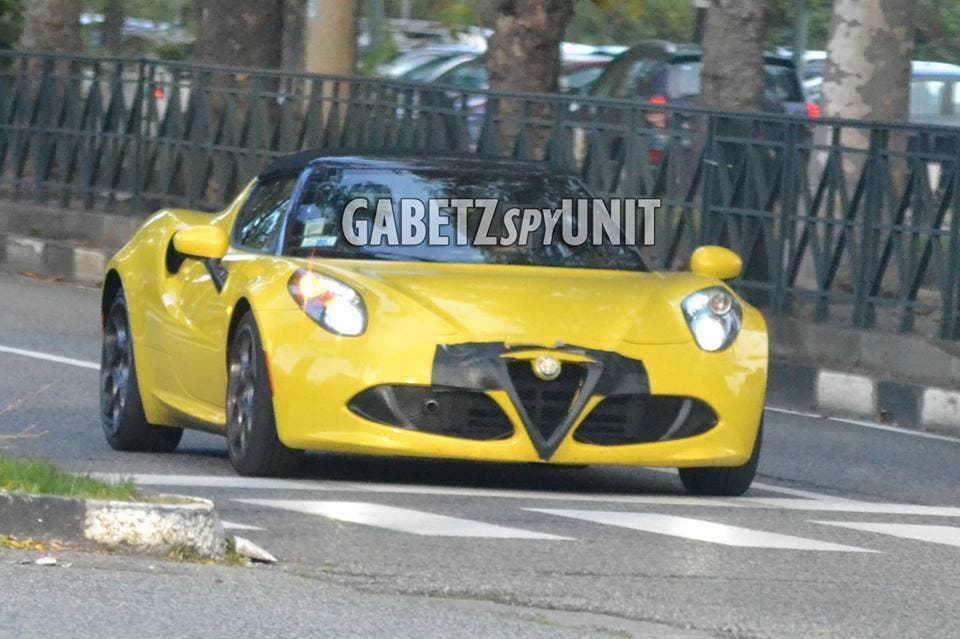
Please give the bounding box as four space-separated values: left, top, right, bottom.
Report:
221 521 266 531
0 344 99 370
113 473 960 518
94 473 318 491
815 521 960 547
745 498 960 518
643 467 858 502
236 499 570 539
765 406 960 444
528 510 875 552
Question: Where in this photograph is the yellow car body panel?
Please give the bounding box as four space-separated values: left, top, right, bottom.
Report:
105 181 767 469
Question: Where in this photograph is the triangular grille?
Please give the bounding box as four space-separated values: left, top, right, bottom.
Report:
506 360 585 442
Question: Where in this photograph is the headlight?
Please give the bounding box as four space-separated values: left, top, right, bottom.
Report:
288 269 367 337
681 287 742 352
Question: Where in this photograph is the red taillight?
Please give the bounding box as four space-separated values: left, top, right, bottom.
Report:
645 95 668 129
805 102 820 119
153 87 165 100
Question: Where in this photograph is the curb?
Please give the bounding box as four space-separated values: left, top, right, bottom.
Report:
0 232 110 287
769 359 960 437
0 491 225 559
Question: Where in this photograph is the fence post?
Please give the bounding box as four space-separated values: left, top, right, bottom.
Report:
773 120 801 317
131 58 146 214
699 114 717 247
853 127 884 329
943 145 960 340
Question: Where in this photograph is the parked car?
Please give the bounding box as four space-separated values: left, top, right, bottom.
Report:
589 40 816 118
580 41 815 169
429 56 612 95
378 45 481 79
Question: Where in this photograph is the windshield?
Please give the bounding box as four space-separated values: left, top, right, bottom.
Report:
283 167 647 272
667 60 804 102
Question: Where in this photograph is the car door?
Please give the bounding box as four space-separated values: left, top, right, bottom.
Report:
162 174 299 411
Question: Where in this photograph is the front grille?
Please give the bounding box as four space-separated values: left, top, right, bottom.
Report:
506 360 586 441
575 395 718 445
348 385 514 441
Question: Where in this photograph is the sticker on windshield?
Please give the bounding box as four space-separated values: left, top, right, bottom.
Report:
300 217 339 248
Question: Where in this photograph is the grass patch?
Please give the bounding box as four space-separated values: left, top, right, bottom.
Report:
0 457 142 501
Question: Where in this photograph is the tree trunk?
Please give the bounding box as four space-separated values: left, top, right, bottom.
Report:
281 0 307 73
818 0 915 298
821 0 914 121
103 0 124 53
18 0 82 53
305 0 360 76
699 0 766 112
486 0 574 95
198 0 283 69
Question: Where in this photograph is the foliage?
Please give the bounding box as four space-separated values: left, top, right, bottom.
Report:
83 0 193 25
360 29 399 76
0 456 142 501
0 0 22 50
568 0 692 45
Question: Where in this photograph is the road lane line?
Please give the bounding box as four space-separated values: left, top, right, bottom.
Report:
112 473 960 516
643 467 858 502
221 521 266 531
236 499 571 539
745 498 960 518
109 472 764 506
95 473 317 491
815 521 960 547
0 344 99 370
765 406 960 444
529 510 876 552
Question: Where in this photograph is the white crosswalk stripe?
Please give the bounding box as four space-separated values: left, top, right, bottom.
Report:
528 509 876 552
815 521 960 547
236 499 571 539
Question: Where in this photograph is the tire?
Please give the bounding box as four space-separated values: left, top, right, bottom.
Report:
678 421 762 497
100 292 183 453
226 312 303 477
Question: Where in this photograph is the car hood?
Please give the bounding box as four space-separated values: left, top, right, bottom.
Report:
307 260 702 346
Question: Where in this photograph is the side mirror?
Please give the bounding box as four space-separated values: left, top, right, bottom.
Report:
690 246 742 280
173 226 228 261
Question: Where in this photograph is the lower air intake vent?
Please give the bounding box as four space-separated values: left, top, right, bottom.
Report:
506 360 586 442
348 385 513 441
575 395 718 445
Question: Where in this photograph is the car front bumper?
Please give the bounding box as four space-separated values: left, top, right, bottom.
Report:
261 311 767 468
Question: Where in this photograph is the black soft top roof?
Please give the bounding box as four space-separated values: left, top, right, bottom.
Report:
258 149 560 181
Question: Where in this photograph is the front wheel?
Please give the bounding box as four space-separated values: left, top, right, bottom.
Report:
226 312 303 477
678 421 762 497
100 292 183 453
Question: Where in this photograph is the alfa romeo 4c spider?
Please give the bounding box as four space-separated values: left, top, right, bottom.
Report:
100 151 767 495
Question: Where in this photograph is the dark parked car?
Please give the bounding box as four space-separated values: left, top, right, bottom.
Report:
581 40 816 167
589 40 816 117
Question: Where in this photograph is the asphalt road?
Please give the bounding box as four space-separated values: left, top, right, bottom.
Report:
1 273 958 639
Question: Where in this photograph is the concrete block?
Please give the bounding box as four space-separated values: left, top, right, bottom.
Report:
921 388 960 435
74 248 107 284
816 370 876 417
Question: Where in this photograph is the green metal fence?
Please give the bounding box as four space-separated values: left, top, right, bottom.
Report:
0 50 958 341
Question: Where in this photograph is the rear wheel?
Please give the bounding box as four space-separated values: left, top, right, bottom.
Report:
100 292 183 452
678 421 762 497
226 312 303 477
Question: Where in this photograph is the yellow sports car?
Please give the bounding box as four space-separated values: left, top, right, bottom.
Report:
100 152 767 495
